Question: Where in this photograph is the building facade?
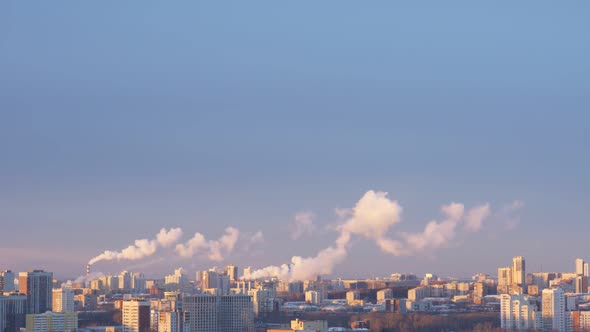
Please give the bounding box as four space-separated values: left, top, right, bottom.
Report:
18 270 53 314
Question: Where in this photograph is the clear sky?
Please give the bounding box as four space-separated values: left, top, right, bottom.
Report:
1 1 589 280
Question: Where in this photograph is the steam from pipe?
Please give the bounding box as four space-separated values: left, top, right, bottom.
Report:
88 227 183 266
175 226 241 261
247 190 494 281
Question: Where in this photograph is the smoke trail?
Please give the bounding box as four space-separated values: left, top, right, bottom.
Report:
290 211 316 240
175 226 241 261
88 227 183 266
247 190 493 281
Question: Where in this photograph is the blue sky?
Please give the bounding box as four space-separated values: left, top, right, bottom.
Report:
0 1 589 279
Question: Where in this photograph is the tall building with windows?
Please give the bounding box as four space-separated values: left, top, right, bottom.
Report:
218 295 254 332
18 270 53 314
498 267 513 294
249 288 274 317
575 276 588 294
158 310 180 332
0 293 27 331
512 256 526 287
542 288 566 332
182 294 253 332
0 270 15 292
576 258 585 275
500 294 541 330
226 265 238 283
52 288 75 312
122 299 150 332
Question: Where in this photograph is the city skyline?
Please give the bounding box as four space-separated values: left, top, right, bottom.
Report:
1 1 590 279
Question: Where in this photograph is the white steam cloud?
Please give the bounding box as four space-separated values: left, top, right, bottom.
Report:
88 227 183 266
247 190 494 281
290 211 316 240
176 227 240 261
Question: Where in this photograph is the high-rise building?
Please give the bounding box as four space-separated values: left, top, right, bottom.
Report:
0 293 27 331
249 288 274 317
18 270 53 314
305 290 321 305
500 294 540 330
120 271 132 290
377 289 394 301
165 268 187 286
52 288 75 312
542 288 566 332
576 258 585 275
226 265 238 282
122 299 150 332
158 311 180 332
183 294 217 332
201 271 218 290
512 256 526 287
585 263 590 277
575 276 588 294
25 311 78 332
218 295 254 332
498 267 513 286
182 294 254 332
0 270 15 292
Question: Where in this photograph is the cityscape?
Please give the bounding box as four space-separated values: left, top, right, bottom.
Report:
2 1 589 332
2 255 590 331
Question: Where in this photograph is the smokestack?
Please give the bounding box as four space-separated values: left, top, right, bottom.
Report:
86 264 90 277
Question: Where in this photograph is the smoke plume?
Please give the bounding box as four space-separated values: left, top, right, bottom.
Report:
88 227 183 266
175 227 241 261
290 211 316 240
247 190 493 281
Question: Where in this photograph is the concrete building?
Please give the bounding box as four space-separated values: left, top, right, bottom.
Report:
377 289 393 301
25 311 78 332
157 311 180 332
513 256 526 287
182 294 254 332
52 288 75 312
122 299 150 332
575 275 588 294
165 268 187 286
498 267 513 294
305 291 322 306
570 311 590 331
226 265 238 283
576 258 585 276
0 292 27 331
542 288 566 332
0 270 15 292
249 288 274 316
291 318 328 332
18 270 53 314
500 294 540 330
346 291 360 305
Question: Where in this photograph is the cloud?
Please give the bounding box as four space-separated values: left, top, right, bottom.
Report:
290 211 317 240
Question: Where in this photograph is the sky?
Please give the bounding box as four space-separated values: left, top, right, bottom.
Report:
0 1 589 280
